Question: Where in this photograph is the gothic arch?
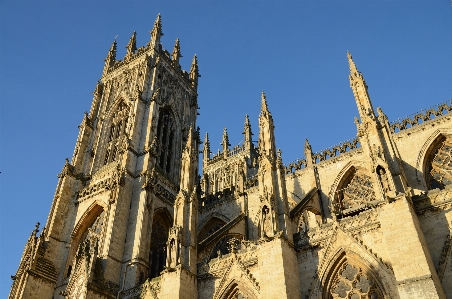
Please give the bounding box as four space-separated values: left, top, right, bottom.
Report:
155 106 181 179
198 212 230 238
71 201 107 240
216 278 259 299
321 249 387 299
148 208 172 279
330 163 377 218
66 202 106 279
208 233 244 260
99 99 131 167
415 129 452 190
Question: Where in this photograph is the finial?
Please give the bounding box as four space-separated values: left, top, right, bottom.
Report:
190 54 200 88
221 128 230 146
304 139 312 151
204 132 210 145
150 14 163 48
32 222 40 236
261 90 269 112
347 51 358 75
245 114 250 126
172 38 182 63
125 31 137 58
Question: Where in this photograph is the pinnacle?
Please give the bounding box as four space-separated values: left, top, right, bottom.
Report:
261 90 269 113
347 51 358 74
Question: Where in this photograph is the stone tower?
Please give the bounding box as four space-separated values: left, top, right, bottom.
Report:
10 20 452 299
9 14 200 299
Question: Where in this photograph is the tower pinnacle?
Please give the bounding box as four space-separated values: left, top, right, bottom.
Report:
243 114 253 151
172 38 182 64
102 38 117 76
189 54 200 89
125 31 137 60
150 14 163 49
348 52 376 120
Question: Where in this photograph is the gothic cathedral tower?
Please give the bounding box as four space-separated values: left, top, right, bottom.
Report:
9 15 200 299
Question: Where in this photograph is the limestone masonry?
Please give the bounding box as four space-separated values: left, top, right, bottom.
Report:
9 15 452 299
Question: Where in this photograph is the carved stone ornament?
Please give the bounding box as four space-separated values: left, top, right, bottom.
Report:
329 263 383 299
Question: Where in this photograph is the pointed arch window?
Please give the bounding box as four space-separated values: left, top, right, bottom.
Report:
334 168 376 217
156 108 176 176
149 212 171 279
426 136 452 190
104 102 129 165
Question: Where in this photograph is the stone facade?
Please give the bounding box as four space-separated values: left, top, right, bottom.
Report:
9 15 452 299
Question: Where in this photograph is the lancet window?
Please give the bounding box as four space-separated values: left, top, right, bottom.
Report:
149 213 170 279
104 102 129 165
156 108 176 176
426 136 452 190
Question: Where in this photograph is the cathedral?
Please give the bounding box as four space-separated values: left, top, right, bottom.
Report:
9 15 452 299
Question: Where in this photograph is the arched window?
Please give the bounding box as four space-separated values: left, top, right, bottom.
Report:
425 135 452 190
323 253 385 299
104 102 129 165
156 108 176 176
66 209 105 278
334 167 376 217
198 217 227 242
149 212 171 279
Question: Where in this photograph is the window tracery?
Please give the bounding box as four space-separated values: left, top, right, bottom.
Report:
329 263 383 299
104 102 129 165
426 137 452 190
335 169 376 217
156 108 176 176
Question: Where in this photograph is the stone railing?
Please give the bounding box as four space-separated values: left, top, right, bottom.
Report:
228 144 246 157
200 186 236 210
286 137 360 174
390 100 451 133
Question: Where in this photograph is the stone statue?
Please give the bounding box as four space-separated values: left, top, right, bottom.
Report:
378 168 391 195
261 205 274 238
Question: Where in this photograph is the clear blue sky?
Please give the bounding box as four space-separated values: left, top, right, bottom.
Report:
0 1 451 296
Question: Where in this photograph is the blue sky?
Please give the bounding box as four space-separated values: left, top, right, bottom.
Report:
0 1 451 296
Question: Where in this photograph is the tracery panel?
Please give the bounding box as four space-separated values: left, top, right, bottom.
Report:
426 136 452 190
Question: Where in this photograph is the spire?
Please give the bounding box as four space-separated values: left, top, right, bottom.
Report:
202 132 211 168
102 38 117 76
304 139 314 167
243 114 253 151
150 14 163 49
172 38 182 64
261 90 270 115
258 91 276 160
125 31 137 60
221 128 230 158
189 54 200 89
347 52 376 120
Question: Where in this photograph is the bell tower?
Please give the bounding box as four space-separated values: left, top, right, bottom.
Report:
9 14 200 299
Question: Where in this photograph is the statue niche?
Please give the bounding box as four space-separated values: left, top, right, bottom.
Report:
259 205 275 239
165 226 181 270
149 212 171 279
376 166 391 197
